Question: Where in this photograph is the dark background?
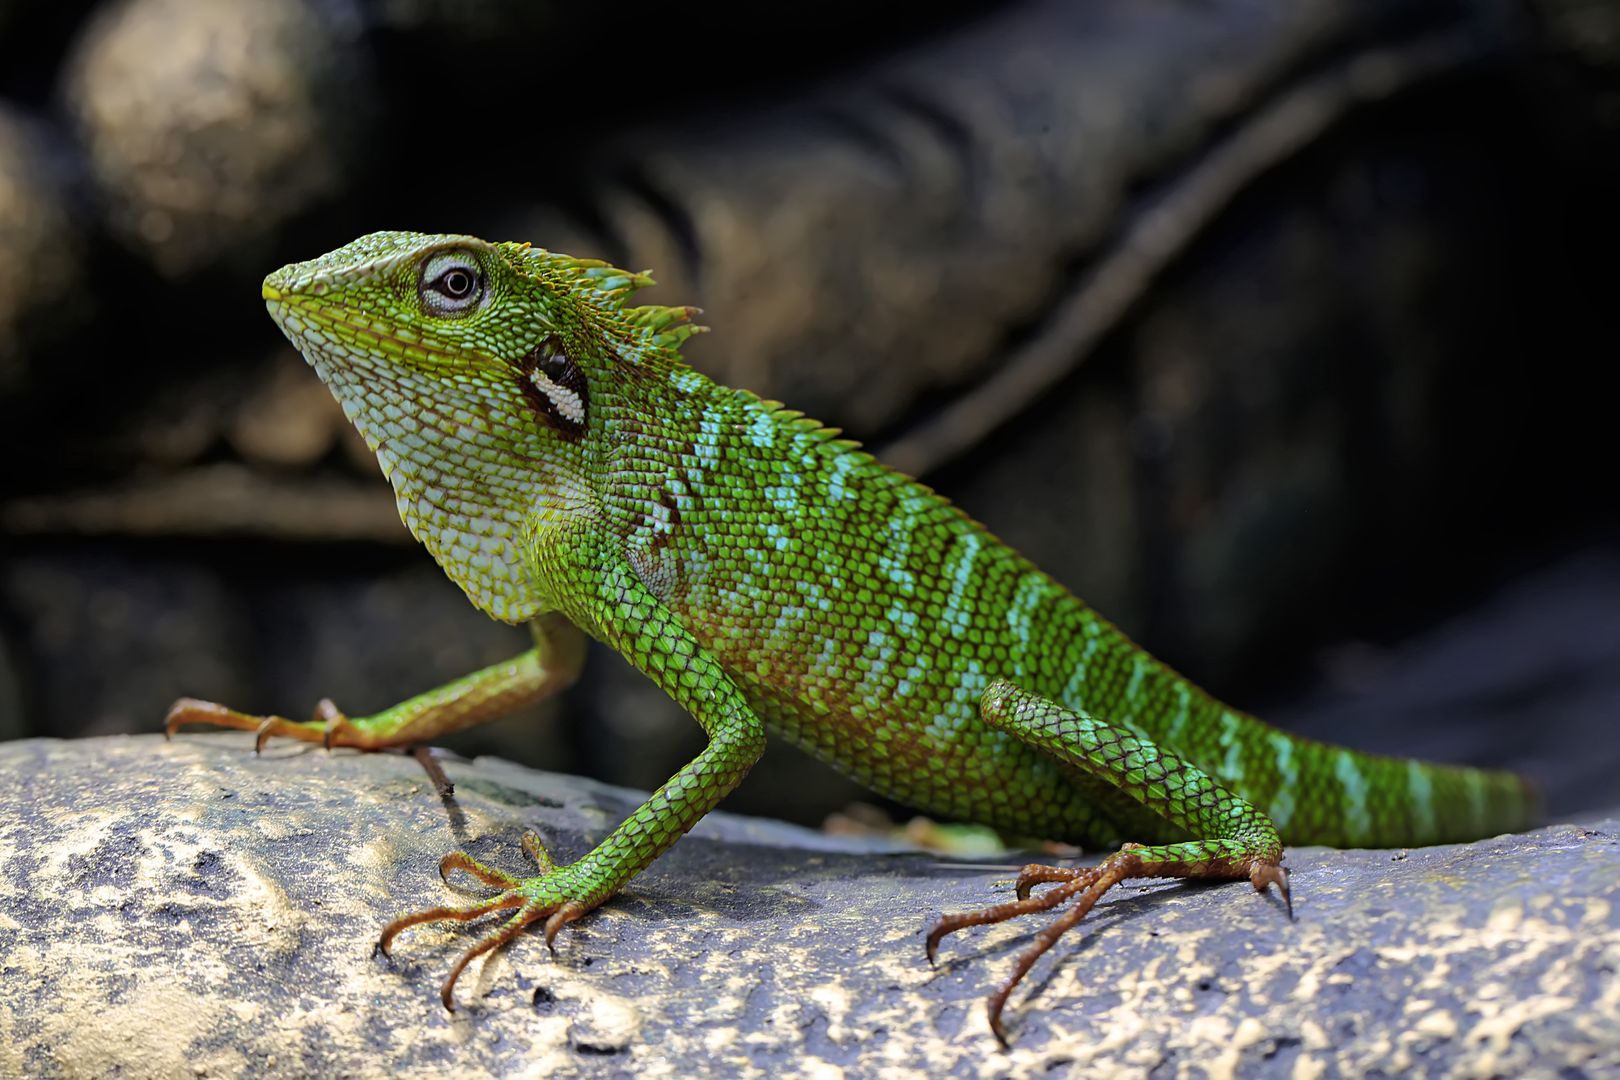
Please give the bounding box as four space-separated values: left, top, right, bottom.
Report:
1 0 1615 827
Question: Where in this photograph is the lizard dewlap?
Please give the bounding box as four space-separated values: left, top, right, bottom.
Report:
168 231 1538 1043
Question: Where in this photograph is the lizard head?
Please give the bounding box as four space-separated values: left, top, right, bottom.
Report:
262 230 705 622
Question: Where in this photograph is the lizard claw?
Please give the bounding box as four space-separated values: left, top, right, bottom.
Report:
252 717 280 754
1252 862 1292 920
313 698 348 750
543 902 589 953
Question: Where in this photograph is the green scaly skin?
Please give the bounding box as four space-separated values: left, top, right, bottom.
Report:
165 232 1538 1043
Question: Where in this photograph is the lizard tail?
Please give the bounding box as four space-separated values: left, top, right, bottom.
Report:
1267 739 1541 848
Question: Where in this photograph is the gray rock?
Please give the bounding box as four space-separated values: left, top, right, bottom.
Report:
1 734 1614 1076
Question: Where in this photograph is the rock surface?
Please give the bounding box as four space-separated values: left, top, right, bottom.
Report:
1 734 1615 1077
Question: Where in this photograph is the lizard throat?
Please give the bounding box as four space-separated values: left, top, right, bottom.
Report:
273 303 580 624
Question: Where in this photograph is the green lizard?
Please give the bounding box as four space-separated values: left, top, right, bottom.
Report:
167 231 1538 1043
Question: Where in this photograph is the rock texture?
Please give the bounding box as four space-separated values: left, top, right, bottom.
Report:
1 734 1615 1077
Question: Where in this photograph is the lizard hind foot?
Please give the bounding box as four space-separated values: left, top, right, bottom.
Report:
925 864 1101 966
929 843 1284 1046
926 858 1123 1047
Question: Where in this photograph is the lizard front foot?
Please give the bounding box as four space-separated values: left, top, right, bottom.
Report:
926 845 1289 1046
165 696 363 751
376 830 602 1011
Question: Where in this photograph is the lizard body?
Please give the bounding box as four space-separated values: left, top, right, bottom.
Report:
168 232 1537 1042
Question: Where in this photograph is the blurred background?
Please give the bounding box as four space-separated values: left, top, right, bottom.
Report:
0 0 1615 828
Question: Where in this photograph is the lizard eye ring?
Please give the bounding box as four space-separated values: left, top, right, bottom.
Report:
418 251 485 315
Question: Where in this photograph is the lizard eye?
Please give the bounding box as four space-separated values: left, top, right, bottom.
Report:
418 251 485 315
437 268 474 298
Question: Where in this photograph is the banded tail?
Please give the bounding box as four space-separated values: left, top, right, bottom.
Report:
1243 733 1539 848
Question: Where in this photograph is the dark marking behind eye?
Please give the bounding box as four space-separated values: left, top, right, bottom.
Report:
515 335 589 440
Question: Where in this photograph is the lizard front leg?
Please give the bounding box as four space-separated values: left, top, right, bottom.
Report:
165 612 586 750
928 681 1289 1045
375 567 768 1010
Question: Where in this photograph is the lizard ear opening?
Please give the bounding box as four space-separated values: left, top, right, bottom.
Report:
516 336 589 439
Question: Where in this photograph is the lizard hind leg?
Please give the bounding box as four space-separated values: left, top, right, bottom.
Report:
927 681 1289 1045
